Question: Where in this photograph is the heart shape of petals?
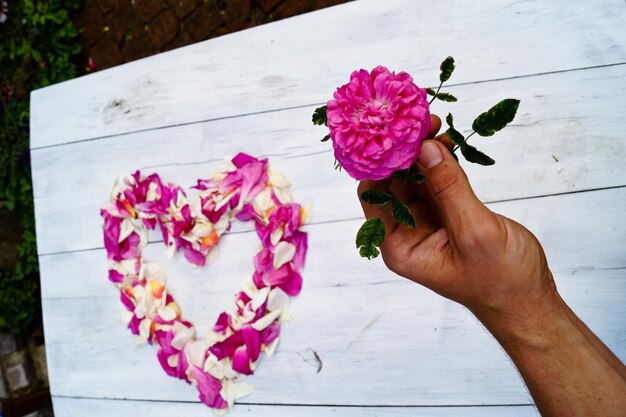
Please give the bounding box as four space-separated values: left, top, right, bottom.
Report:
100 153 309 414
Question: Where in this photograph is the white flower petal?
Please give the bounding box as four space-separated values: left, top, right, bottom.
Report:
185 340 208 368
274 187 293 204
192 222 213 238
251 287 270 311
167 353 179 368
273 241 296 269
252 309 281 331
268 168 290 188
146 182 159 201
139 318 152 339
267 288 289 312
171 322 195 350
215 192 235 211
157 305 176 321
252 188 272 214
301 202 312 224
265 337 280 357
118 219 135 243
134 303 147 319
270 226 283 246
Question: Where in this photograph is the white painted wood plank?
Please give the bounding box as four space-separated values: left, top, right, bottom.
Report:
39 187 626 302
29 0 626 148
38 188 626 405
31 65 626 255
41 267 625 405
51 397 540 417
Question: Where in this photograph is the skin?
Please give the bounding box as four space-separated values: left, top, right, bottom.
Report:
357 115 626 417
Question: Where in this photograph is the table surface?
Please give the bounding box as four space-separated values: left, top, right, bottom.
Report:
30 1 626 416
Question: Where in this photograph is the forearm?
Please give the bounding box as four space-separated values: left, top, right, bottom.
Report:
479 290 626 417
562 302 626 380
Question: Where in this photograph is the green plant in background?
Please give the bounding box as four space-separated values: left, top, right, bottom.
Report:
0 0 84 336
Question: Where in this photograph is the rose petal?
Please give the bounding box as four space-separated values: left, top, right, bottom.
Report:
272 241 296 269
157 305 177 322
231 345 252 375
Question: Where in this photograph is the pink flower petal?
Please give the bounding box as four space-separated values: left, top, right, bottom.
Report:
261 322 280 346
242 325 261 362
232 345 252 375
108 269 125 283
157 349 178 377
213 312 230 333
209 330 243 361
190 366 228 409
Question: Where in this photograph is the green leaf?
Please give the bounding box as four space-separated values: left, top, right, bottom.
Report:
426 88 437 96
312 105 328 126
321 134 330 142
356 218 386 259
435 92 457 102
360 189 393 205
391 200 416 228
460 144 496 165
406 172 425 184
393 168 424 183
334 159 342 171
471 98 520 137
445 127 465 146
359 243 380 259
393 168 409 180
445 113 454 127
439 56 455 83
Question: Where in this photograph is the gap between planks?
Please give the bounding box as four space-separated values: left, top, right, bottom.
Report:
51 394 535 408
36 184 626 258
30 62 626 152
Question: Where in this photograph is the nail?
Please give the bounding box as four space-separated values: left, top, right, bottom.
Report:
419 141 443 169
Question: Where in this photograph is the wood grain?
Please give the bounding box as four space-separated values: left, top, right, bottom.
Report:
31 65 626 255
29 0 626 148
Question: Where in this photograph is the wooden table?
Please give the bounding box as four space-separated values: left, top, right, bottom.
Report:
30 1 626 416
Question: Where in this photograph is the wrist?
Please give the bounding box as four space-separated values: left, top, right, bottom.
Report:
474 287 575 353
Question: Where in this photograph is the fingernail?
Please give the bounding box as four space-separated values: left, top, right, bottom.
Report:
419 141 443 168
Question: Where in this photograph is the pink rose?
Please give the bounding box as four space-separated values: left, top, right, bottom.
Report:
327 66 431 180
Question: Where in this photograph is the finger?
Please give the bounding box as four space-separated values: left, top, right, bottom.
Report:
417 140 488 238
434 132 454 152
427 114 442 139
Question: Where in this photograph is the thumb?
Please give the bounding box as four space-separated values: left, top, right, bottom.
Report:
418 140 487 234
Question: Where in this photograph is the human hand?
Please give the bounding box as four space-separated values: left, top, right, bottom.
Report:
357 114 556 326
358 115 626 417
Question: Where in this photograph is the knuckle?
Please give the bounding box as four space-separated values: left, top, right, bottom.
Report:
457 215 501 249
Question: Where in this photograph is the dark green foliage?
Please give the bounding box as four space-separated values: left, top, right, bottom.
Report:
356 218 385 259
312 105 327 126
439 56 455 82
434 92 457 102
360 190 393 205
445 113 454 127
0 0 84 336
445 128 465 146
460 144 496 166
391 200 416 228
472 99 520 137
